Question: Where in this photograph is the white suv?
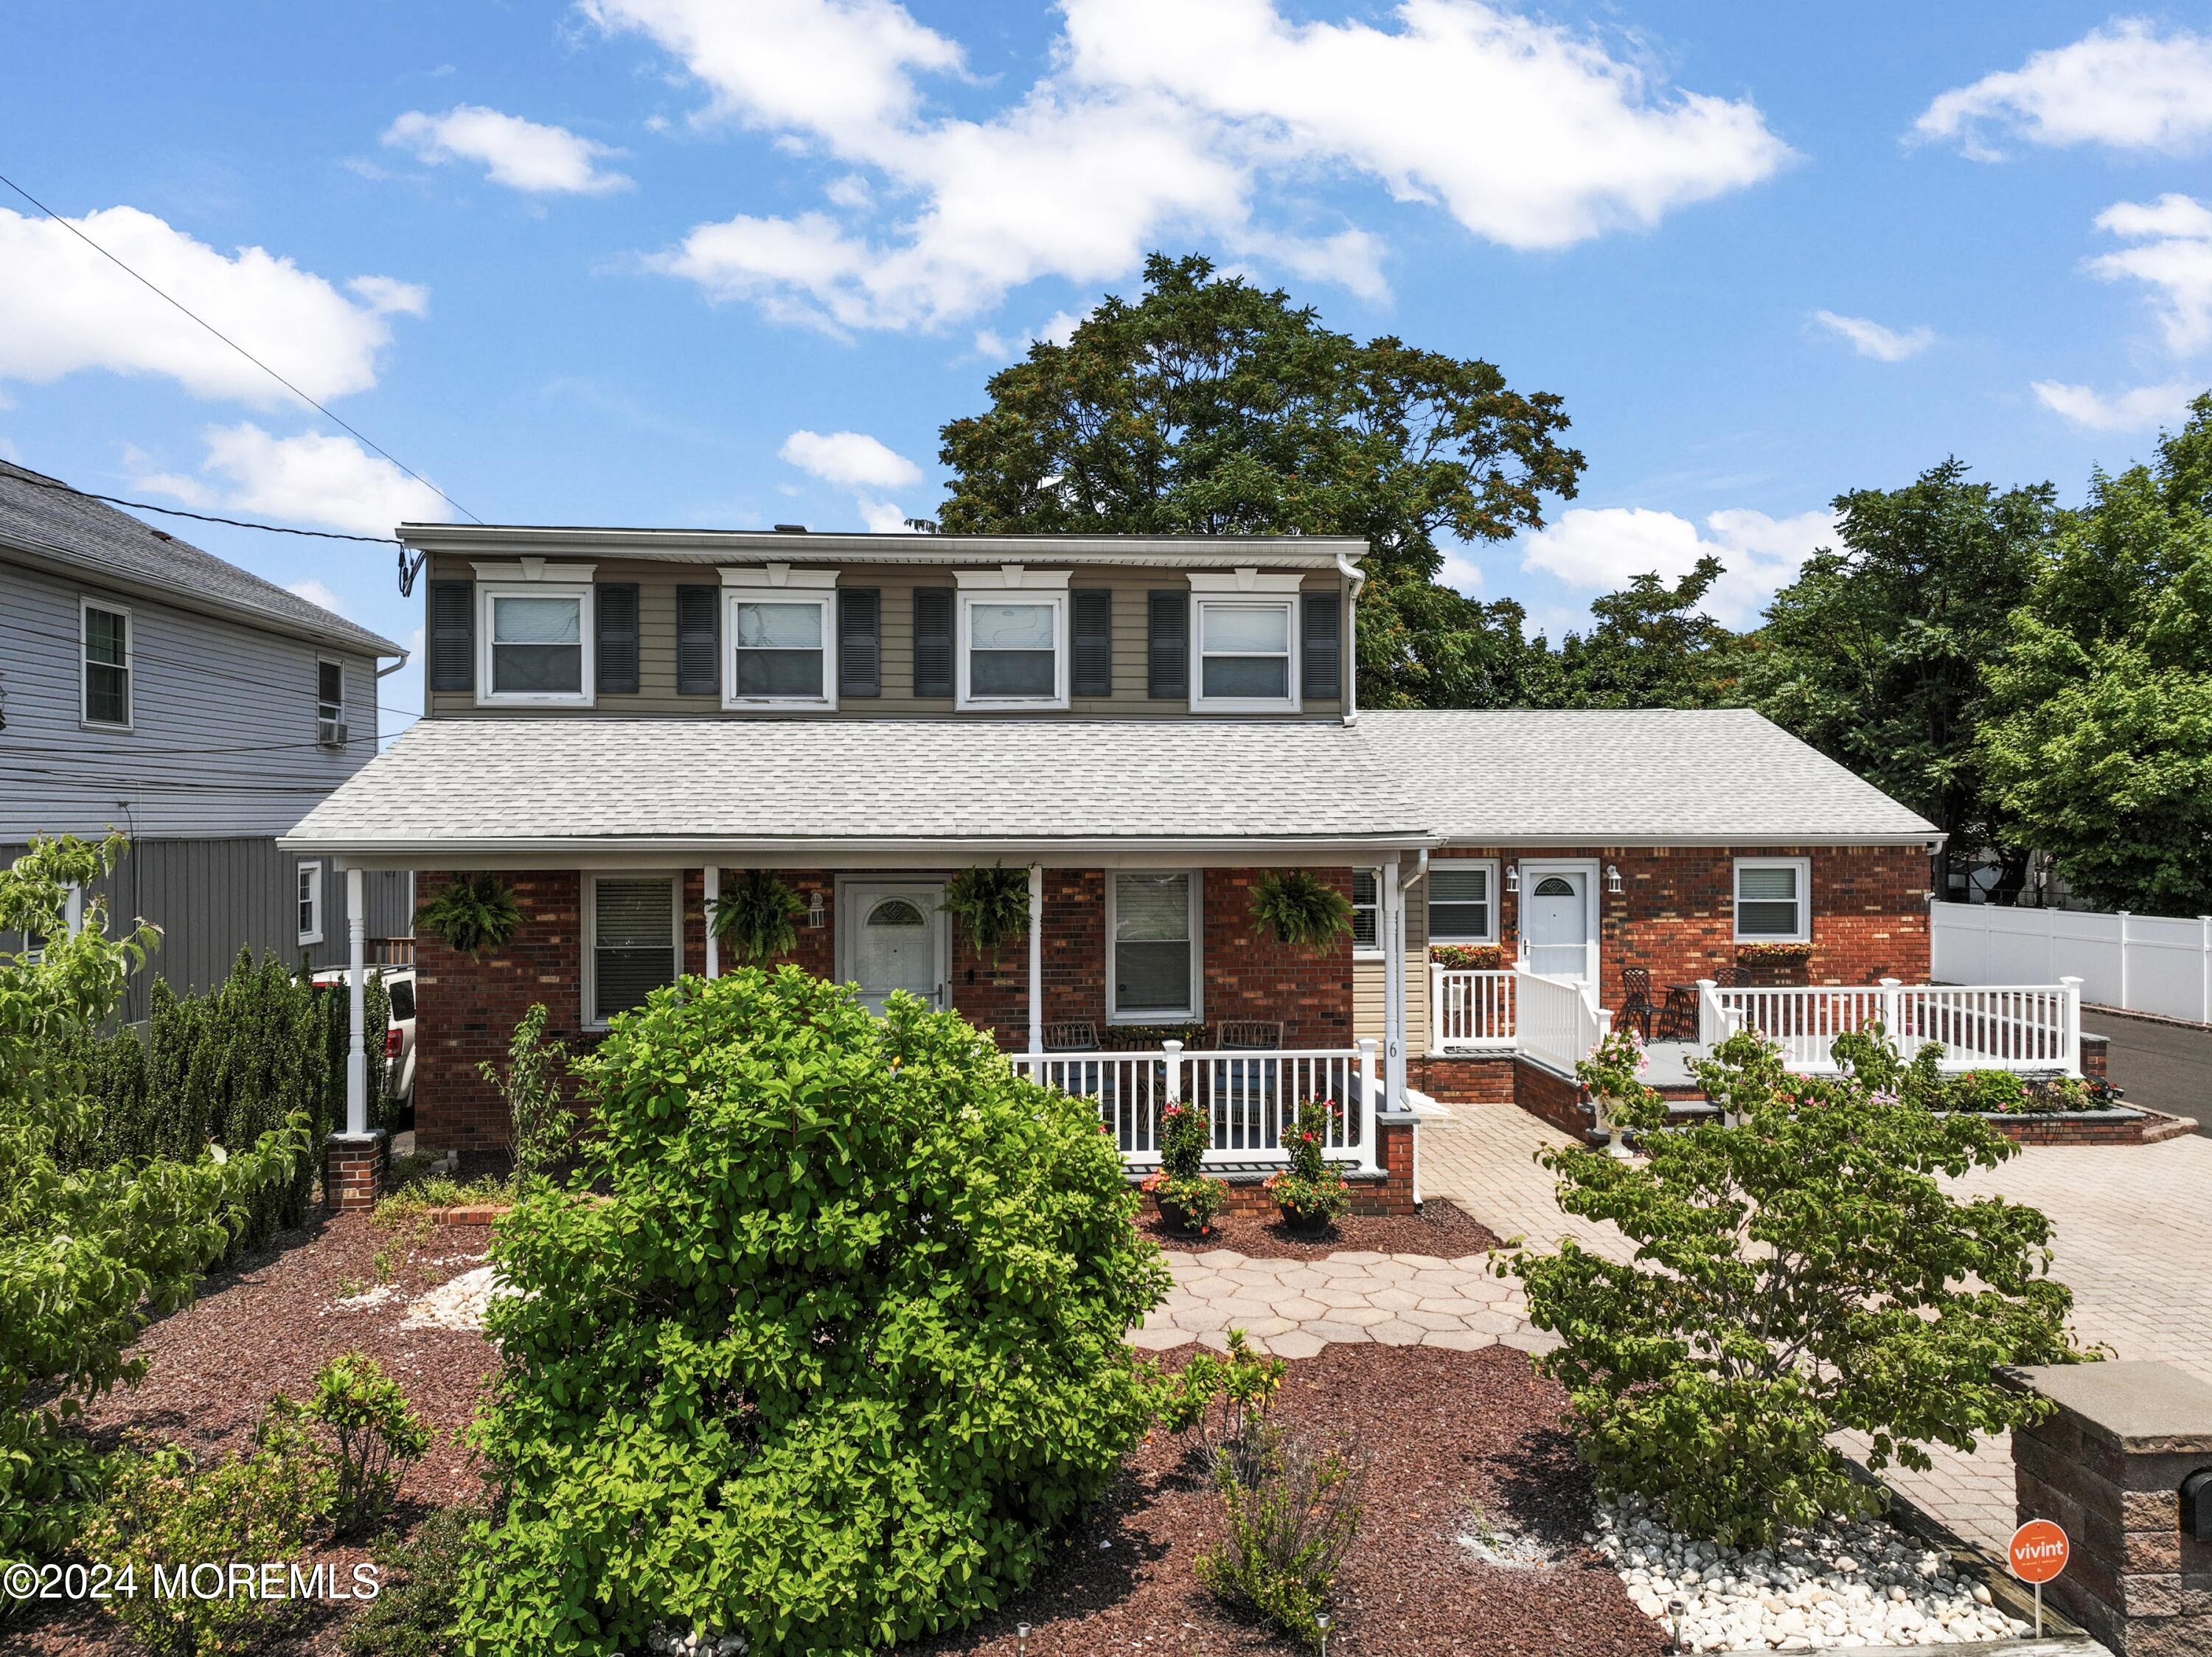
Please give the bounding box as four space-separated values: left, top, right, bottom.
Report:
311 964 417 1117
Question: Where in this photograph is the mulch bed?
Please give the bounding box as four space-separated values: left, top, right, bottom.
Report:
6 1211 498 1656
904 1344 1666 1656
1141 1195 1503 1260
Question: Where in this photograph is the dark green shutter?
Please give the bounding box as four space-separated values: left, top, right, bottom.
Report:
839 588 881 698
1147 590 1187 699
676 586 719 696
1071 588 1113 698
1301 589 1341 701
913 588 954 698
428 578 473 692
596 583 640 694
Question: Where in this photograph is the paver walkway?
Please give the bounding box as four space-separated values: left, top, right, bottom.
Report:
1135 1100 2212 1558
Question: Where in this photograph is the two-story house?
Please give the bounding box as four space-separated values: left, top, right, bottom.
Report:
1 461 412 1019
288 520 2080 1209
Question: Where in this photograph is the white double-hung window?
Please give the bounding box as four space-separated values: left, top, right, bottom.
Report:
81 599 132 728
584 874 681 1028
1109 871 1200 1023
723 567 839 709
297 863 324 945
1428 862 1498 943
1188 571 1302 712
956 566 1069 709
1733 857 1811 942
474 560 596 706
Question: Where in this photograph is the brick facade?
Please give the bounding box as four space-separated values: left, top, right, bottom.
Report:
1437 842 1932 992
414 865 1356 1155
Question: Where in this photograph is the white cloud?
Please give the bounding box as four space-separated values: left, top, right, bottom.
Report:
132 425 450 535
973 307 1086 361
1519 504 1834 627
1811 310 1934 362
856 496 910 533
777 428 923 488
0 206 424 405
2031 379 2198 433
285 577 347 615
383 105 633 194
599 0 1787 331
2088 192 2212 355
1913 19 2212 159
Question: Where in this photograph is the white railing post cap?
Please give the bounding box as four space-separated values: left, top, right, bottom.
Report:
1162 1038 1183 1054
1879 976 1902 988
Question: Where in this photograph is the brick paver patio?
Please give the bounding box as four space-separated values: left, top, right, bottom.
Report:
1135 1101 2212 1557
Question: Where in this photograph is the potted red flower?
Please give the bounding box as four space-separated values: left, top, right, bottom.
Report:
1142 1099 1228 1235
1263 1099 1351 1232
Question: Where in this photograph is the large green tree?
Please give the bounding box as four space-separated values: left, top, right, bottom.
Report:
934 253 1583 708
1742 460 2055 897
1981 395 2212 913
1554 555 1742 708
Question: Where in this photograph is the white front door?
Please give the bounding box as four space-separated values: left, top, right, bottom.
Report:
1523 872 1591 982
844 883 947 1014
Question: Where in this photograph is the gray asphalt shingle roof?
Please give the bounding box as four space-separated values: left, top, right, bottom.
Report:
281 718 1431 852
1357 709 1935 841
281 708 1934 854
0 462 401 656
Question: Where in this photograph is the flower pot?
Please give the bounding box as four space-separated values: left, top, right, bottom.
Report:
1273 1199 1336 1234
1155 1195 1211 1236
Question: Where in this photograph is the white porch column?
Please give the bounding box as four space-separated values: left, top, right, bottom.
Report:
1382 856 1408 1108
1026 863 1044 1055
344 865 368 1136
703 865 720 979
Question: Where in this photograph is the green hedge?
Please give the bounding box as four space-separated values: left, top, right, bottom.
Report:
63 950 388 1251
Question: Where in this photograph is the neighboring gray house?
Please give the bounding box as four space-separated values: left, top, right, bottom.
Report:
0 460 411 1020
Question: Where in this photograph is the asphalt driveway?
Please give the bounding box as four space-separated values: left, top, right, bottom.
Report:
2090 1009 2212 1136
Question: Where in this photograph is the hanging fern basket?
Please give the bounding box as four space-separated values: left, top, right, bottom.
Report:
942 866 1031 970
1248 869 1354 949
712 869 804 966
416 872 525 958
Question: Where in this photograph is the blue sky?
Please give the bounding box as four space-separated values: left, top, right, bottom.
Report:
4 3 2211 739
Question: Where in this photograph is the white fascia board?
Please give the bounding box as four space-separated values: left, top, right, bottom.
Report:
1432 832 1944 848
397 524 1366 569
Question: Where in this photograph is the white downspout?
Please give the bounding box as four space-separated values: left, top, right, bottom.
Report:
1335 551 1363 725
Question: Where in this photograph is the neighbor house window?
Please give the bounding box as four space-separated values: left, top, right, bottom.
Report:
81 600 131 727
297 863 324 945
1734 858 1811 942
585 875 679 1027
479 585 591 704
726 590 835 708
1110 871 1198 1022
1428 862 1497 943
1351 869 1380 954
1191 597 1298 712
316 661 346 746
959 594 1066 708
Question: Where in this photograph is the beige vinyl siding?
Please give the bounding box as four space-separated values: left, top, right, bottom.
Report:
1350 858 1428 1052
427 555 1346 720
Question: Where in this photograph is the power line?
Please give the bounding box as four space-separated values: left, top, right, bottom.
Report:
0 170 482 527
3 468 403 543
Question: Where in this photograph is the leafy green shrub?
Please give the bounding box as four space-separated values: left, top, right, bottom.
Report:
344 1503 484 1657
1195 1421 1364 1653
1263 1100 1349 1228
709 869 803 966
940 865 1030 967
1141 1097 1228 1233
478 1004 571 1184
416 872 524 958
78 1412 331 1656
294 1352 433 1538
1506 1029 2080 1548
1 836 306 1560
1153 1329 1284 1444
1947 1069 2031 1115
1248 870 1352 949
460 965 1173 1655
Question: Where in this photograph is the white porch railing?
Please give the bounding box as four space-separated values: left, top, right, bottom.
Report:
1430 967 1517 1050
1012 1039 1380 1172
1698 976 2083 1076
1514 969 1611 1077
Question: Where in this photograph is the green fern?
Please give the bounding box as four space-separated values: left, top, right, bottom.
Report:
1248 870 1353 949
711 869 804 965
942 866 1031 968
416 872 524 957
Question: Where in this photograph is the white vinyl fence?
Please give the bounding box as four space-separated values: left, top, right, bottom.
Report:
1932 900 2212 1026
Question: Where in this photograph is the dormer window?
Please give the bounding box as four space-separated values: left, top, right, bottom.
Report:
956 567 1070 709
1187 570 1304 713
472 560 597 706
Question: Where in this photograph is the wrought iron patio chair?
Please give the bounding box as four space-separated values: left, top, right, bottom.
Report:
1617 968 1658 1040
